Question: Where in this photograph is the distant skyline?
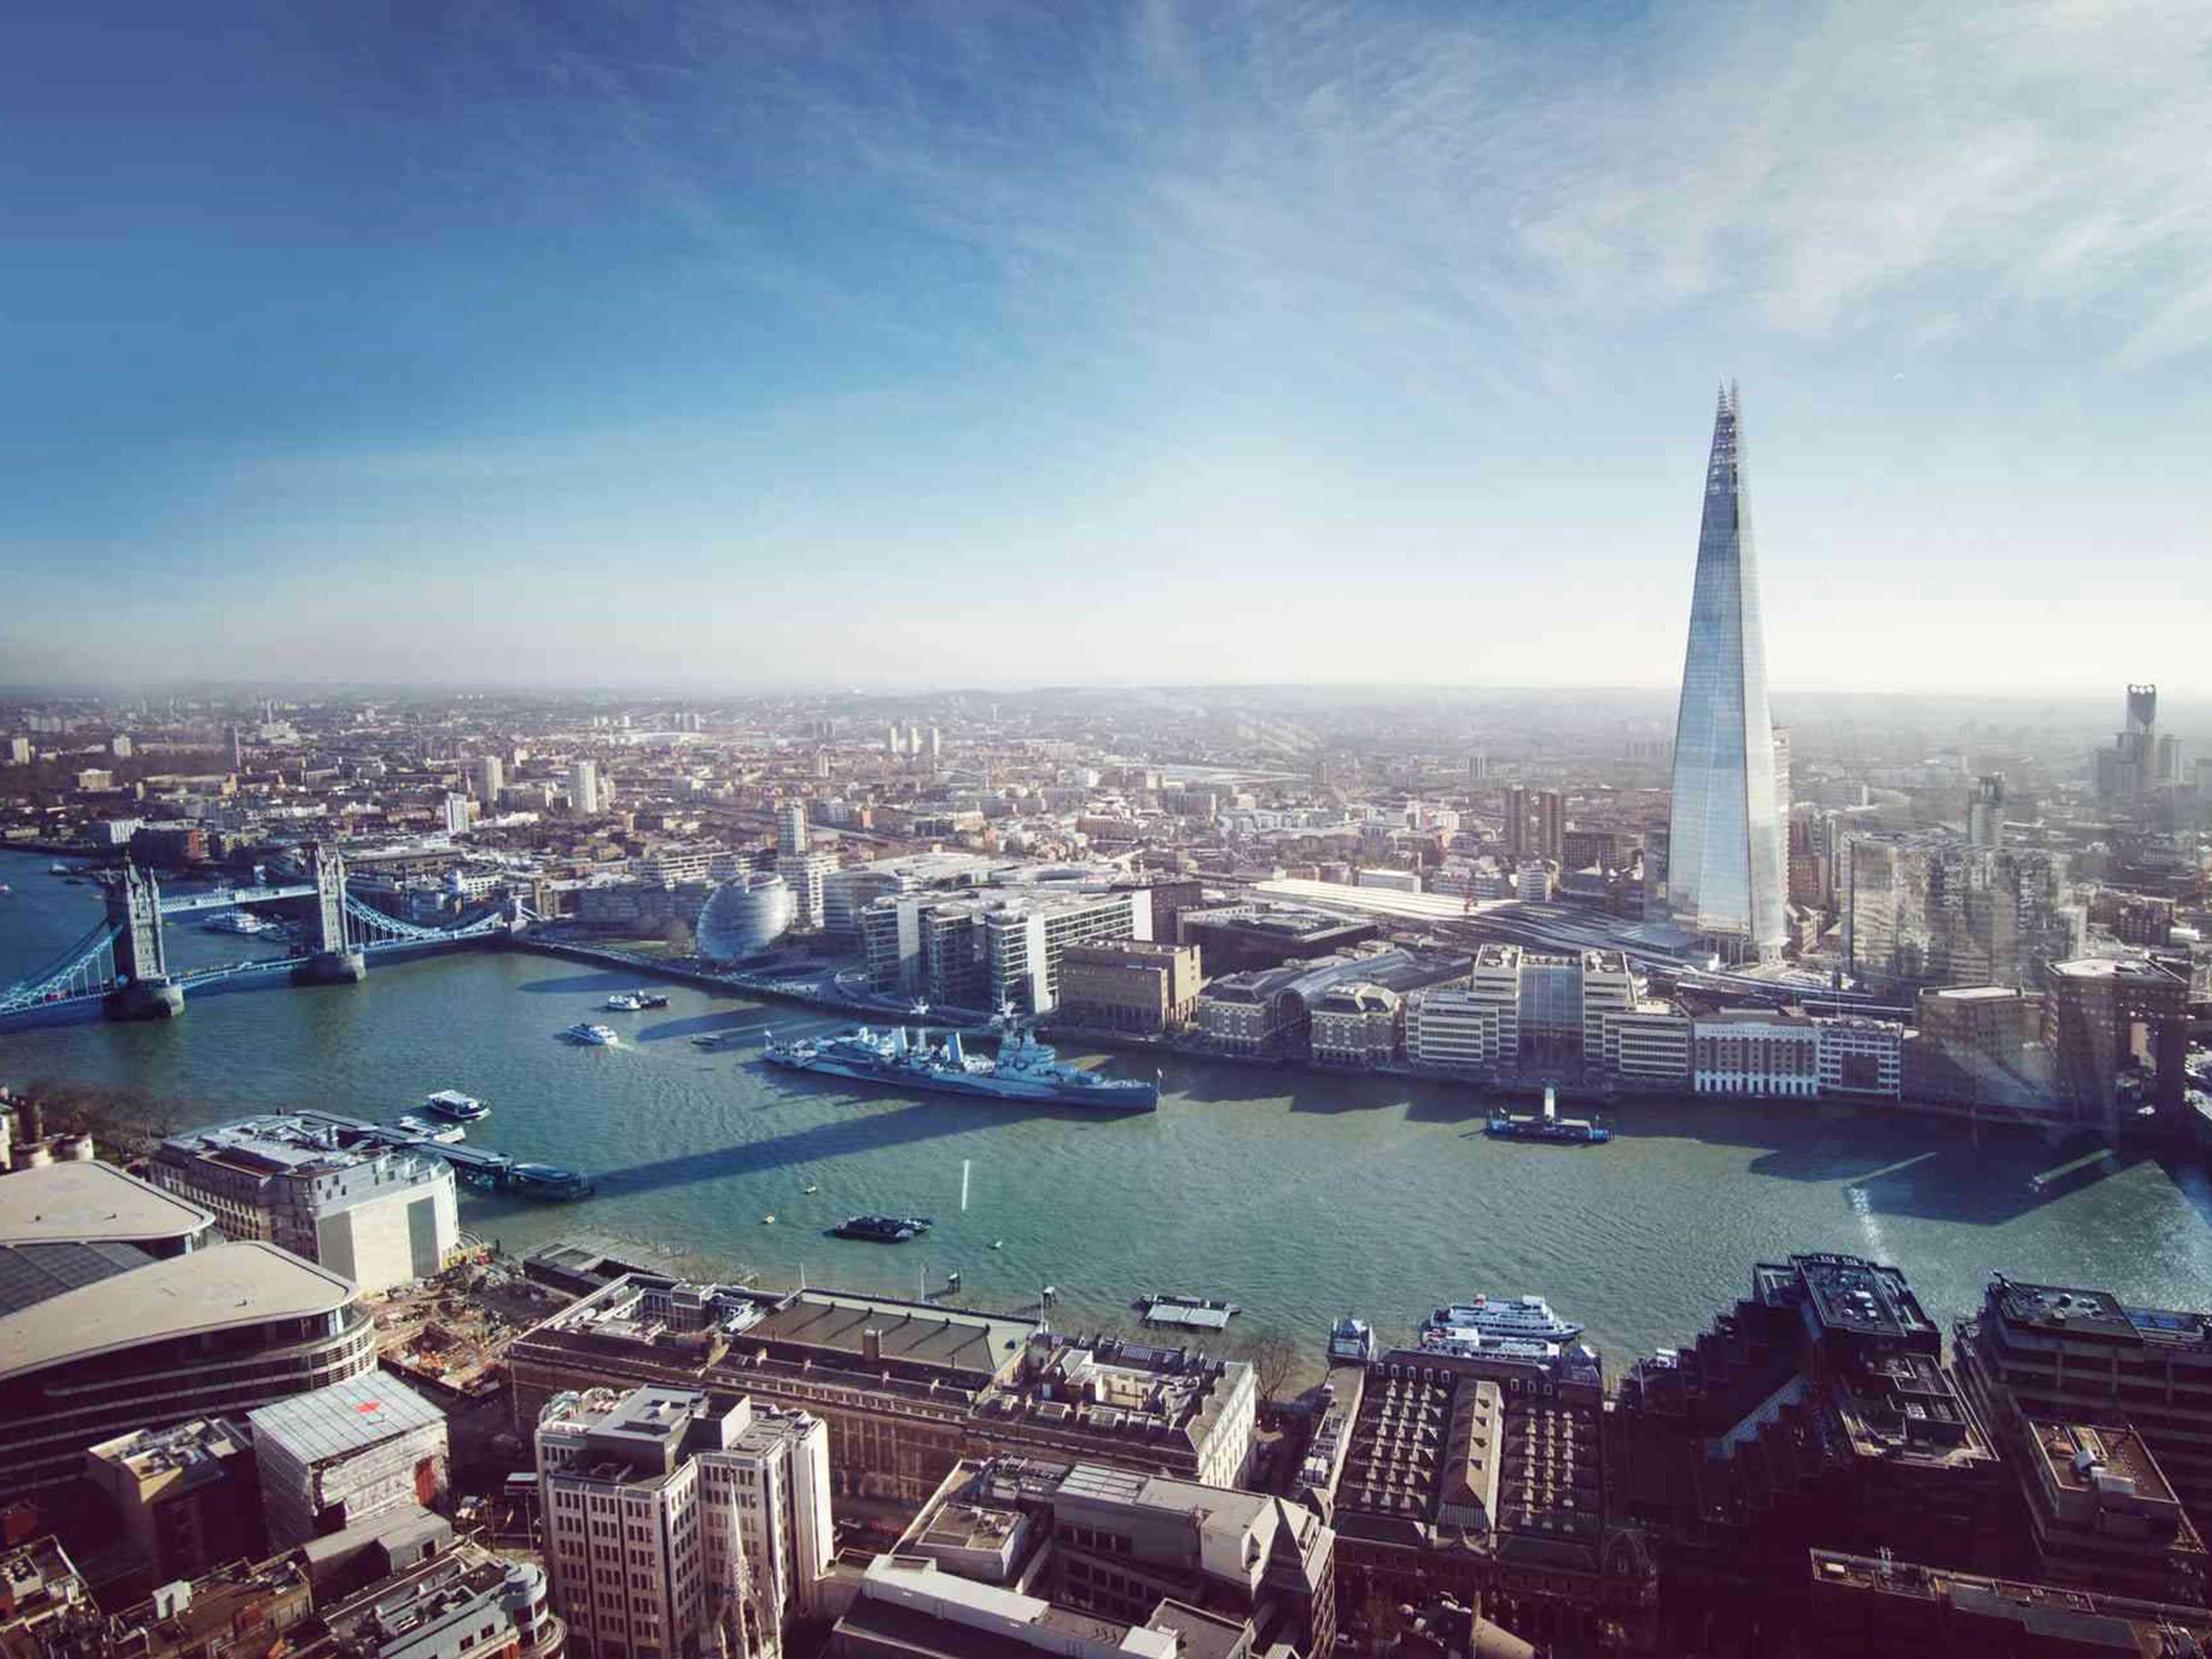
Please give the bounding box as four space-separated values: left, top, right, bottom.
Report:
5 1 2209 692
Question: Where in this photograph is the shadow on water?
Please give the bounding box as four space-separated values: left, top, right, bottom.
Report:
2157 1155 2212 1233
633 1010 786 1045
1597 1097 2155 1227
517 970 656 995
592 1099 1005 1198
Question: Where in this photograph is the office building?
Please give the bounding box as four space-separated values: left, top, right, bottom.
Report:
1306 981 1402 1066
535 1385 831 1659
1430 943 1640 1073
441 792 475 837
776 802 809 856
1805 1548 2212 1658
150 1115 460 1294
1845 834 2080 993
1956 1274 2212 1549
1599 1006 1694 1086
695 872 796 963
82 1418 262 1594
821 867 910 937
508 1277 1252 1509
1908 986 2052 1111
1053 940 1202 1035
0 1159 219 1265
1502 788 1562 865
2094 685 2160 801
1194 950 1463 1064
1515 858 1550 902
2158 733 2188 789
569 760 602 815
2010 1420 2204 1603
1175 904 1378 972
1615 1255 2003 1632
1401 980 1505 1074
251 1374 450 1550
2043 956 2190 1134
776 848 837 932
881 1456 1332 1658
1968 773 2006 849
1660 383 1787 960
1320 1343 1646 1649
1813 1016 1906 1101
0 1242 374 1502
305 1535 562 1659
859 889 1148 1014
471 754 504 804
830 1555 1195 1659
0 1538 93 1658
1690 1010 1819 1097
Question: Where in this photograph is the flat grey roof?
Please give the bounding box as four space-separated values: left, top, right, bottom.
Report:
249 1371 445 1461
0 1240 355 1381
0 1161 214 1247
0 1240 152 1318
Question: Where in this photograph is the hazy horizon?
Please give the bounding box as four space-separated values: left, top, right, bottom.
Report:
7 1 2209 693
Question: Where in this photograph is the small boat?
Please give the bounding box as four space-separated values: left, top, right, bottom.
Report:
631 989 670 1008
564 1023 619 1046
761 1215 776 1225
991 1240 1004 1250
392 1114 466 1144
830 1214 933 1244
205 910 274 935
604 992 647 1012
802 1184 819 1195
0 883 11 896
423 1089 490 1122
49 863 69 875
505 1163 595 1201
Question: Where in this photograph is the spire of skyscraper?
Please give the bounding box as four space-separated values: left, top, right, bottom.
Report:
1660 381 1786 960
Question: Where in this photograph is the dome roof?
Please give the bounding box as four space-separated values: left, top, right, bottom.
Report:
696 872 794 963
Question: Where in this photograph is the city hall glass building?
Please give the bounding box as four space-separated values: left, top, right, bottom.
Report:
1662 384 1787 962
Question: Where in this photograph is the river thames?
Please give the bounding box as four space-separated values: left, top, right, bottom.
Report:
5 852 2211 1370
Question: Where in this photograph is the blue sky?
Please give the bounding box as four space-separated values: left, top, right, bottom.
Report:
4 0 2207 693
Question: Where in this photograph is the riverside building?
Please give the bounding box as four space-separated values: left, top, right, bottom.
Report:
1053 940 1203 1036
1954 1274 2212 1549
858 889 1149 1014
508 1277 1255 1508
1614 1254 2003 1641
0 1241 374 1503
148 1115 459 1293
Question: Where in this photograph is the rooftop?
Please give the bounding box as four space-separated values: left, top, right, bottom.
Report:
248 1373 445 1463
747 1289 1029 1381
0 1241 357 1382
0 1161 214 1249
0 1240 153 1318
1989 1276 2209 1347
2030 1421 2180 1506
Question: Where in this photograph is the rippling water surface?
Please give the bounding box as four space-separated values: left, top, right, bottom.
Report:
7 850 2211 1368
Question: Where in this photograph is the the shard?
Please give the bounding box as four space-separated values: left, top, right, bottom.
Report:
1662 382 1786 960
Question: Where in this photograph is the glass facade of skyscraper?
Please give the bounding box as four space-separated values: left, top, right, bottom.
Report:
1663 384 1786 960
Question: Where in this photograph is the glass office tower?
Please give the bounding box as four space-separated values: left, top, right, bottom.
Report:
1663 384 1786 961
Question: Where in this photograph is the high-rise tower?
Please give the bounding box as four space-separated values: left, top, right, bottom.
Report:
1662 383 1786 961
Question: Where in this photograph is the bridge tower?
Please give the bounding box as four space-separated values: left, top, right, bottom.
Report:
298 843 368 985
103 861 184 1020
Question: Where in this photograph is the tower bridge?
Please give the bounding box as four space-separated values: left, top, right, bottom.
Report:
0 847 532 1025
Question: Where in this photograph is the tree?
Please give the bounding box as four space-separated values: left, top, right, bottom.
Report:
1231 1325 1299 1414
662 916 696 954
